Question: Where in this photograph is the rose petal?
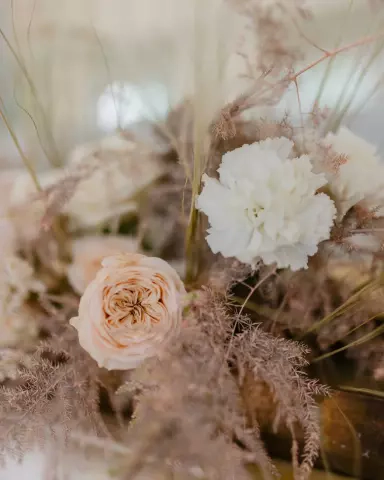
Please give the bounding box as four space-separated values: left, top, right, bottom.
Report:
70 252 186 370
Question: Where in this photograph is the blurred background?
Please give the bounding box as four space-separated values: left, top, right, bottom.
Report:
0 0 383 165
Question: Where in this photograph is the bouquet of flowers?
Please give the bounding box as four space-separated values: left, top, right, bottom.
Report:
1 1 384 479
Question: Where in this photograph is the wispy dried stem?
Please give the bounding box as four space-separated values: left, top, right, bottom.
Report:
291 30 384 81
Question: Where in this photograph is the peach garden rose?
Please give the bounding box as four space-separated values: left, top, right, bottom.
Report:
70 253 186 370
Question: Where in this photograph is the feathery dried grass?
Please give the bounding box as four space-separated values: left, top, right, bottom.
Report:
235 262 384 381
233 328 327 480
232 0 310 78
116 287 327 480
0 319 109 460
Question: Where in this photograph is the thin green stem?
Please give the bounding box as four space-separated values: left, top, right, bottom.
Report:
312 322 384 363
185 206 199 285
184 3 208 286
0 26 61 166
291 30 384 81
13 82 53 164
27 0 38 60
313 0 354 108
300 278 381 338
230 295 275 317
348 74 384 121
91 22 121 130
328 37 384 131
0 100 40 191
338 386 384 398
329 397 362 479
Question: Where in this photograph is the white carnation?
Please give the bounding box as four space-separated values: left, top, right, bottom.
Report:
196 138 336 271
322 127 384 218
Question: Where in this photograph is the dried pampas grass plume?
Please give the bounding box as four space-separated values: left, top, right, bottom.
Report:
118 288 327 480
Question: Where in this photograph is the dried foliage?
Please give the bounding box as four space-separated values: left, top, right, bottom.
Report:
0 284 327 479
234 328 327 480
2 1 384 478
1 98 382 480
232 0 310 78
239 262 384 382
117 288 327 480
0 349 33 383
206 257 253 293
0 319 108 459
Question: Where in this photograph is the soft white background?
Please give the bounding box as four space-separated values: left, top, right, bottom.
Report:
0 0 383 164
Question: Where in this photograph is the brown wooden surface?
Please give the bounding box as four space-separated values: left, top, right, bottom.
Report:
249 460 350 479
243 379 384 479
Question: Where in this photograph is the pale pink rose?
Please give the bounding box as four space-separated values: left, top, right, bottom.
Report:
68 235 139 294
70 253 186 370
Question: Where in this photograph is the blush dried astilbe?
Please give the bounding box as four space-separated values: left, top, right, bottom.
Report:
0 323 108 459
37 159 99 233
206 257 253 293
250 261 384 380
252 267 347 335
321 206 384 265
209 75 292 150
119 290 275 480
209 113 296 174
0 349 33 383
233 328 328 480
118 288 326 480
315 278 384 373
232 0 310 78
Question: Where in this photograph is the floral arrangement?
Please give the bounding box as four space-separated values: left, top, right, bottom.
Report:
1 1 384 479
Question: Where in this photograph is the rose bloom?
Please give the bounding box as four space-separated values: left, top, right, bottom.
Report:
70 253 186 370
3 133 164 235
68 235 140 294
65 134 164 229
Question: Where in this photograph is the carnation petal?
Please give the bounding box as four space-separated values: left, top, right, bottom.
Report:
197 138 336 271
258 136 294 160
320 127 384 220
